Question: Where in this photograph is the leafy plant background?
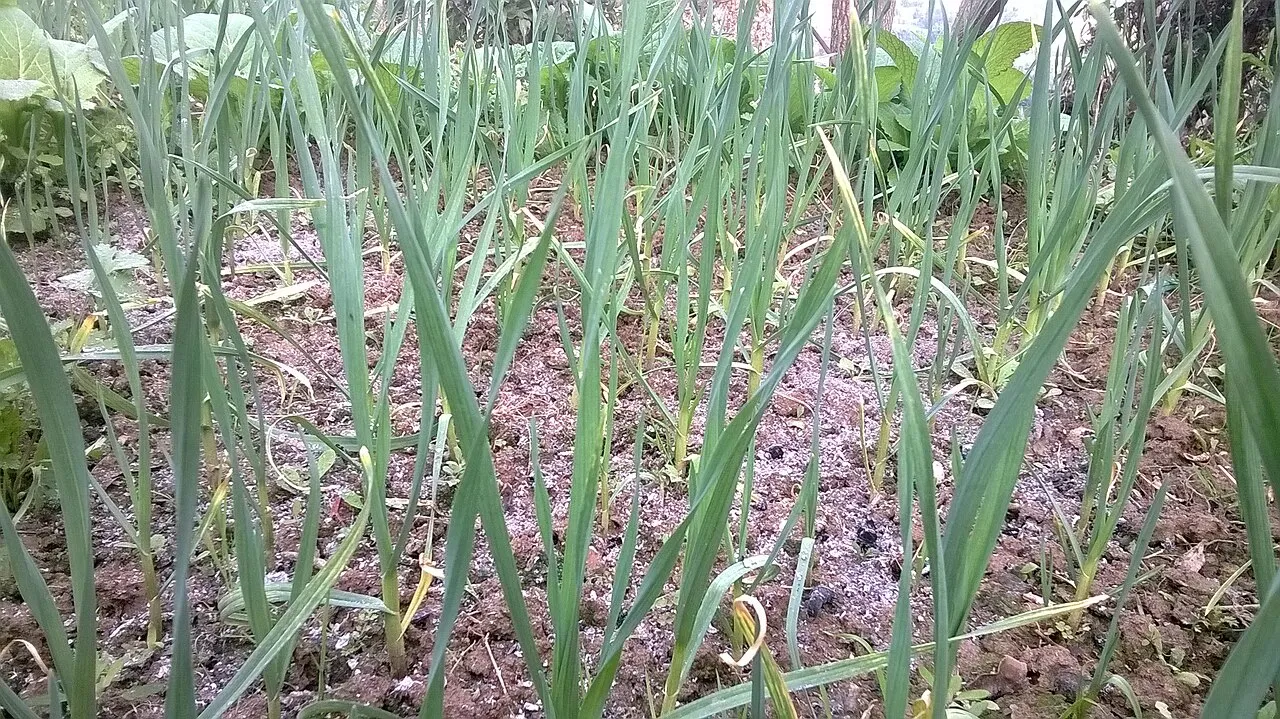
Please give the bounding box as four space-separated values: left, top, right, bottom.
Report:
0 0 135 236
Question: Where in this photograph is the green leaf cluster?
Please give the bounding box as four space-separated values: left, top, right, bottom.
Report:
874 22 1039 167
0 2 109 233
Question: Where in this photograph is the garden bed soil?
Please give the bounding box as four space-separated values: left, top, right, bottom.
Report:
1 181 1276 719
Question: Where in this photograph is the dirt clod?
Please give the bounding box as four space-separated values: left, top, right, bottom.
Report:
801 585 840 618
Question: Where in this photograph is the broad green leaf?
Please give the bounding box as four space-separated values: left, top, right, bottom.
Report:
56 244 148 297
150 13 257 75
48 40 107 98
985 67 1030 105
0 7 105 103
974 23 1037 106
876 32 920 93
972 22 1039 75
0 78 43 101
86 8 136 51
874 65 902 103
0 7 49 81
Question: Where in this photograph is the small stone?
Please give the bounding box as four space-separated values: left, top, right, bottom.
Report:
998 655 1028 681
1050 670 1083 698
585 547 605 573
973 655 1029 699
773 395 809 418
1175 672 1200 689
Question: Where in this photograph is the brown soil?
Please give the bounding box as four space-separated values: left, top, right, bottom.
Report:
2 180 1276 719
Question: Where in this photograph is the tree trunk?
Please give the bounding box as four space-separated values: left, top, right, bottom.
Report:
873 0 895 30
830 0 893 54
832 0 850 52
953 0 1008 36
